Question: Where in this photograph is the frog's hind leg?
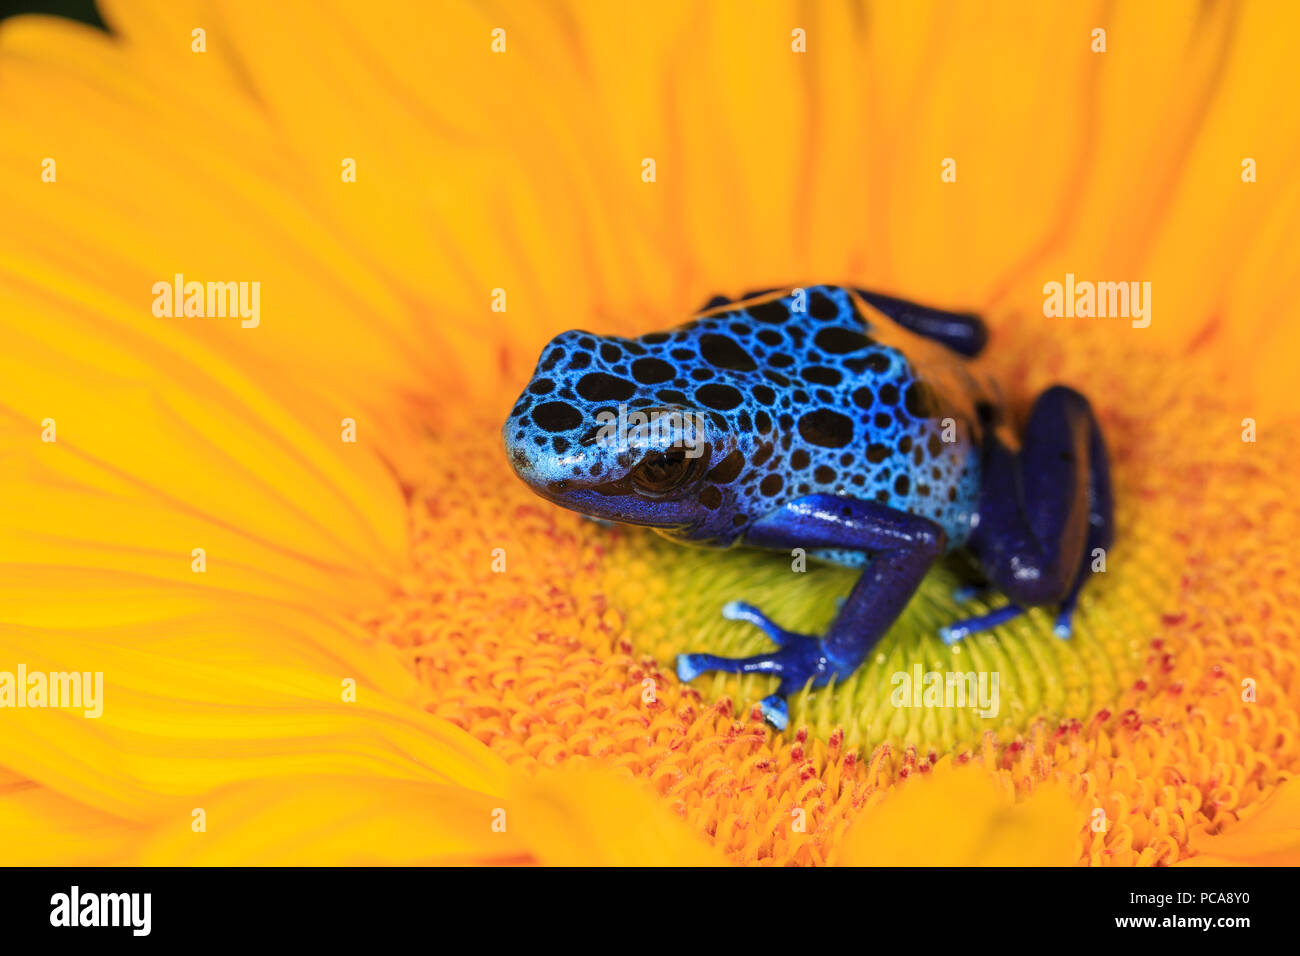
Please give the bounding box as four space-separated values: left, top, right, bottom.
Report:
1049 401 1113 637
853 288 988 357
949 384 1114 642
940 558 1025 642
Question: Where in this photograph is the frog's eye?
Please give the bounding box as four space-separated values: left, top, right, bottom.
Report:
629 447 704 497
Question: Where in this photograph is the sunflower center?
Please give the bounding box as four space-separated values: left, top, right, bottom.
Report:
602 515 1161 751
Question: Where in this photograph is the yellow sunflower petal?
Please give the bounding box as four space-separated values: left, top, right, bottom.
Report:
136 775 527 866
839 760 1080 866
0 609 508 821
0 778 145 865
0 8 450 439
1180 777 1300 867
508 767 727 866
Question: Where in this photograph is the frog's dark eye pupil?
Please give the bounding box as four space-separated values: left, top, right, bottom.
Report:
632 449 691 493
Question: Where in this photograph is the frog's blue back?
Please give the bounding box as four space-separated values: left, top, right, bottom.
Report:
504 284 991 559
683 285 988 559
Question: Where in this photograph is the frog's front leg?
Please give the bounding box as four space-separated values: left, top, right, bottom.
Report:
675 494 946 730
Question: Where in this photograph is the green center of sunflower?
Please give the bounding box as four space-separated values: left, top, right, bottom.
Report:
604 522 1164 750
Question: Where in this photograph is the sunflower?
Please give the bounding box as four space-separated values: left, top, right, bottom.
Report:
0 0 1296 867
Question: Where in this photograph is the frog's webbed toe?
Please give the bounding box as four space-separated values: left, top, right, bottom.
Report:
675 602 834 731
938 603 1025 644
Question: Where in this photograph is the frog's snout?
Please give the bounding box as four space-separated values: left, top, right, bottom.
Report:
509 447 530 470
505 441 546 488
502 414 578 500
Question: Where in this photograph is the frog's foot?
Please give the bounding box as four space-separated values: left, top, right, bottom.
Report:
951 581 990 604
941 597 1084 643
719 600 803 644
675 602 833 731
1052 590 1082 640
939 604 1025 645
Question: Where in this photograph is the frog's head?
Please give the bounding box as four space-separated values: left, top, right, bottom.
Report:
502 328 748 534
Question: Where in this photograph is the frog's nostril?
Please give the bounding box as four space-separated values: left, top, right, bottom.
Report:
511 449 530 470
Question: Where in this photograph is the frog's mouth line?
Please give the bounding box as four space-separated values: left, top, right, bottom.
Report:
522 477 696 532
546 477 632 497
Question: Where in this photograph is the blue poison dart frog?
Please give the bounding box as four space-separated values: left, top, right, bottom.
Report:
503 285 1113 730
